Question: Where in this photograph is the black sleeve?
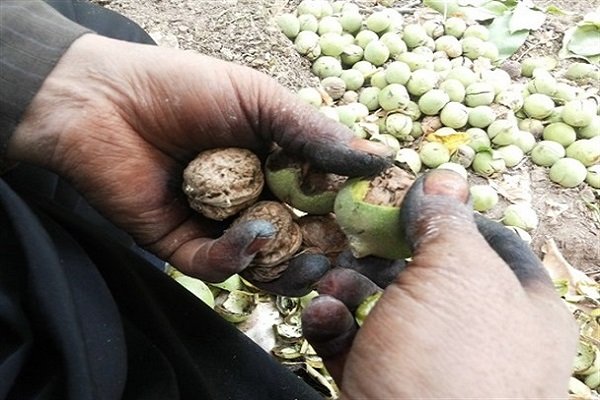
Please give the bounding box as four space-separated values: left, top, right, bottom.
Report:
0 0 91 163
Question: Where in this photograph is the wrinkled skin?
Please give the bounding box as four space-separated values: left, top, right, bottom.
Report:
302 170 578 398
7 34 391 288
8 34 577 398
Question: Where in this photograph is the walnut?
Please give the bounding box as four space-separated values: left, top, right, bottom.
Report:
182 148 264 220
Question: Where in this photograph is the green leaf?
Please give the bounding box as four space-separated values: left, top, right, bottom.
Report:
488 13 529 60
545 4 572 16
508 1 546 33
482 1 510 15
568 26 600 57
423 0 461 16
461 5 498 21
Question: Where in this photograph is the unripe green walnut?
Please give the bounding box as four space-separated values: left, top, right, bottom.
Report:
297 0 322 17
451 56 473 69
340 44 363 66
549 158 587 188
460 36 484 59
294 31 321 60
340 69 365 91
363 40 390 66
480 41 499 62
406 69 439 97
320 106 339 121
419 142 451 168
465 82 495 107
515 131 537 153
359 87 381 111
418 89 450 115
523 93 555 119
435 35 462 58
352 60 377 79
403 24 429 48
440 102 469 129
298 14 319 32
469 185 498 212
467 128 491 152
402 101 422 121
440 79 466 103
561 100 596 127
355 30 379 49
518 118 545 137
385 61 411 85
396 52 430 71
446 66 477 88
276 13 300 39
463 24 489 41
333 166 414 259
319 33 346 56
496 144 524 167
480 69 512 95
423 20 444 39
318 16 343 35
586 165 600 188
566 139 600 166
444 17 467 38
527 70 557 96
437 162 468 180
450 144 475 167
468 105 496 128
378 84 410 111
380 32 407 57
521 56 557 77
297 87 322 107
370 70 388 89
502 204 538 231
385 113 413 139
530 140 565 167
488 119 519 146
495 90 524 112
579 116 600 139
370 134 401 153
348 102 369 120
542 122 576 147
336 105 357 127
340 12 363 34
553 83 579 105
366 11 391 33
565 62 600 81
472 151 506 176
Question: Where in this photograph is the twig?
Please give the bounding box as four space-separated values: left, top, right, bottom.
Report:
394 0 422 14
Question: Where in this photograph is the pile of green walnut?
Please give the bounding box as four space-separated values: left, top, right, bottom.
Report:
276 0 600 235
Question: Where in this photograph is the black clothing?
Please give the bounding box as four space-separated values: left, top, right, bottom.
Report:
0 2 322 399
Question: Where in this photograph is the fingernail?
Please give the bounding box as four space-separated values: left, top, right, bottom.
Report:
422 169 469 204
349 138 395 159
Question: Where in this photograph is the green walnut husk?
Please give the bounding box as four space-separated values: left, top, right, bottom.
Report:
520 56 557 77
276 13 300 40
566 139 600 166
502 203 538 231
472 150 506 176
333 166 414 260
586 165 600 188
561 99 596 128
420 141 451 168
437 162 468 180
355 291 383 327
549 158 587 188
469 184 498 212
418 89 450 115
468 105 496 128
214 290 256 323
523 93 555 119
364 40 390 66
496 144 524 167
578 115 600 139
396 148 422 174
531 140 566 167
174 274 215 308
543 122 577 147
379 83 410 111
440 101 469 129
467 128 492 152
265 150 346 214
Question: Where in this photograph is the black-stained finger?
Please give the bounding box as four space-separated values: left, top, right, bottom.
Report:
316 268 382 312
335 249 406 289
242 253 331 297
474 214 553 287
301 295 357 383
262 85 394 177
399 169 473 253
180 219 276 283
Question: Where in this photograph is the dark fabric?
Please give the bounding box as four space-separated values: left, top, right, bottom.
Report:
0 0 91 163
0 1 323 399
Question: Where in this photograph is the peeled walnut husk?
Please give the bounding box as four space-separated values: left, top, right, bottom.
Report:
334 165 414 260
183 148 264 221
232 201 302 282
265 149 347 215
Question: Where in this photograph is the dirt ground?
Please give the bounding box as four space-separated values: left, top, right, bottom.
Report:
91 0 599 278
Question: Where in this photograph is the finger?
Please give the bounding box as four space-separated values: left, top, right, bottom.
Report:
335 249 406 289
242 253 331 297
474 214 553 288
316 268 381 312
301 295 357 384
398 169 532 294
168 219 277 283
234 69 395 177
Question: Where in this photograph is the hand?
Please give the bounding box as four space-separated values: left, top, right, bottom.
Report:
6 33 392 291
302 170 578 398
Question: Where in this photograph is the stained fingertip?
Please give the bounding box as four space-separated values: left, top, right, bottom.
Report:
316 268 381 312
335 250 405 289
474 214 552 287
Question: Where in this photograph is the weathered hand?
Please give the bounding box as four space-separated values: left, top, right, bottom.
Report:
6 33 392 291
302 170 578 398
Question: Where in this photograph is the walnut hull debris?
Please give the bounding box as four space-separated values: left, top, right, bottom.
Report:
232 201 303 282
298 215 348 258
363 165 414 207
182 148 264 220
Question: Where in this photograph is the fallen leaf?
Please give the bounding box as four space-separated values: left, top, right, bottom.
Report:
488 13 530 60
509 1 546 33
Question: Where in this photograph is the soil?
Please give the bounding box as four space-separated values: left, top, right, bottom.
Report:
90 0 600 278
